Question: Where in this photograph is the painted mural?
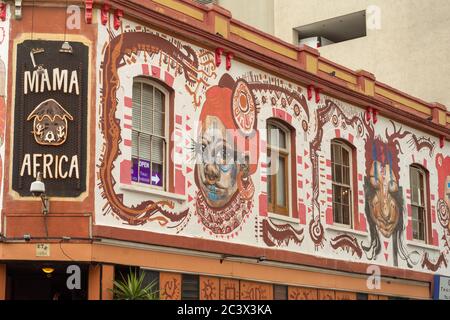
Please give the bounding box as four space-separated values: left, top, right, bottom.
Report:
0 5 10 232
94 13 450 276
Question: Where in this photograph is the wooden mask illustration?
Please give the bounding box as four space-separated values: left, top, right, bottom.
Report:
27 98 73 146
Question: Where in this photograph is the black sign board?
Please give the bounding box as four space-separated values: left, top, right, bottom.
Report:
12 40 88 197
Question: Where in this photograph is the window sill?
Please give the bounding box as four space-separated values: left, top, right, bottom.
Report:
268 213 300 225
326 225 368 237
406 241 440 252
120 183 187 202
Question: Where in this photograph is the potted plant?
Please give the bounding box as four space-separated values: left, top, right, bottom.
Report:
111 269 159 300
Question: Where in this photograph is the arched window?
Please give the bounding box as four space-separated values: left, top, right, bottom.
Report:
267 120 291 216
410 165 429 242
131 79 167 190
331 139 354 227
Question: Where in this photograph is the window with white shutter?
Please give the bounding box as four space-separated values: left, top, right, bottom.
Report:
131 79 167 190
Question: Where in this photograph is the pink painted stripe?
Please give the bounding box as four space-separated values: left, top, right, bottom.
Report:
124 124 133 130
286 113 292 124
299 203 306 225
176 115 183 125
124 114 132 121
175 170 186 195
124 139 132 147
152 66 161 78
165 72 174 87
142 64 150 76
261 176 267 182
124 97 133 108
326 159 332 167
348 134 354 144
406 223 413 241
359 214 367 232
335 129 341 138
259 194 268 217
433 230 439 246
326 207 333 225
327 189 333 195
120 160 132 185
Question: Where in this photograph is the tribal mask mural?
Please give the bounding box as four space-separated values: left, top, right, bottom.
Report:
362 121 415 267
436 154 450 233
194 75 259 235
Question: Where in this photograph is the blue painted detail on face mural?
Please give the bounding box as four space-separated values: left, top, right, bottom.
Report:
208 185 219 201
220 164 233 173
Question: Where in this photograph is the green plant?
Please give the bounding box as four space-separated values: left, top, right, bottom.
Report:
111 269 159 300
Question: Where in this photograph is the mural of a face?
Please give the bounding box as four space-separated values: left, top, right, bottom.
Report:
366 138 402 239
369 159 400 238
436 154 450 232
194 75 259 235
362 123 408 267
197 115 239 208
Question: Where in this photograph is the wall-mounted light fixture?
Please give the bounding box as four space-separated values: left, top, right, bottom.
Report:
30 173 49 216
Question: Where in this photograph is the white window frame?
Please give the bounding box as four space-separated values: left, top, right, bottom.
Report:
331 139 354 229
410 165 428 243
267 120 292 218
131 78 170 192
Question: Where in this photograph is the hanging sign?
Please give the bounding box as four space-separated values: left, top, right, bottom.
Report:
12 40 88 197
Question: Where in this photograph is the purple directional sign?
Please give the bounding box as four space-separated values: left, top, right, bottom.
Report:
132 158 163 187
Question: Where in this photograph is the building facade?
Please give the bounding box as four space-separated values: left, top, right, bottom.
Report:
217 0 450 109
0 0 449 300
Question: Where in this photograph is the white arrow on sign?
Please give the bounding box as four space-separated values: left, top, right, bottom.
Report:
151 173 160 185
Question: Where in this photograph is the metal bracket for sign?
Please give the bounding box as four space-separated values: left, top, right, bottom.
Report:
14 0 21 20
30 48 45 73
